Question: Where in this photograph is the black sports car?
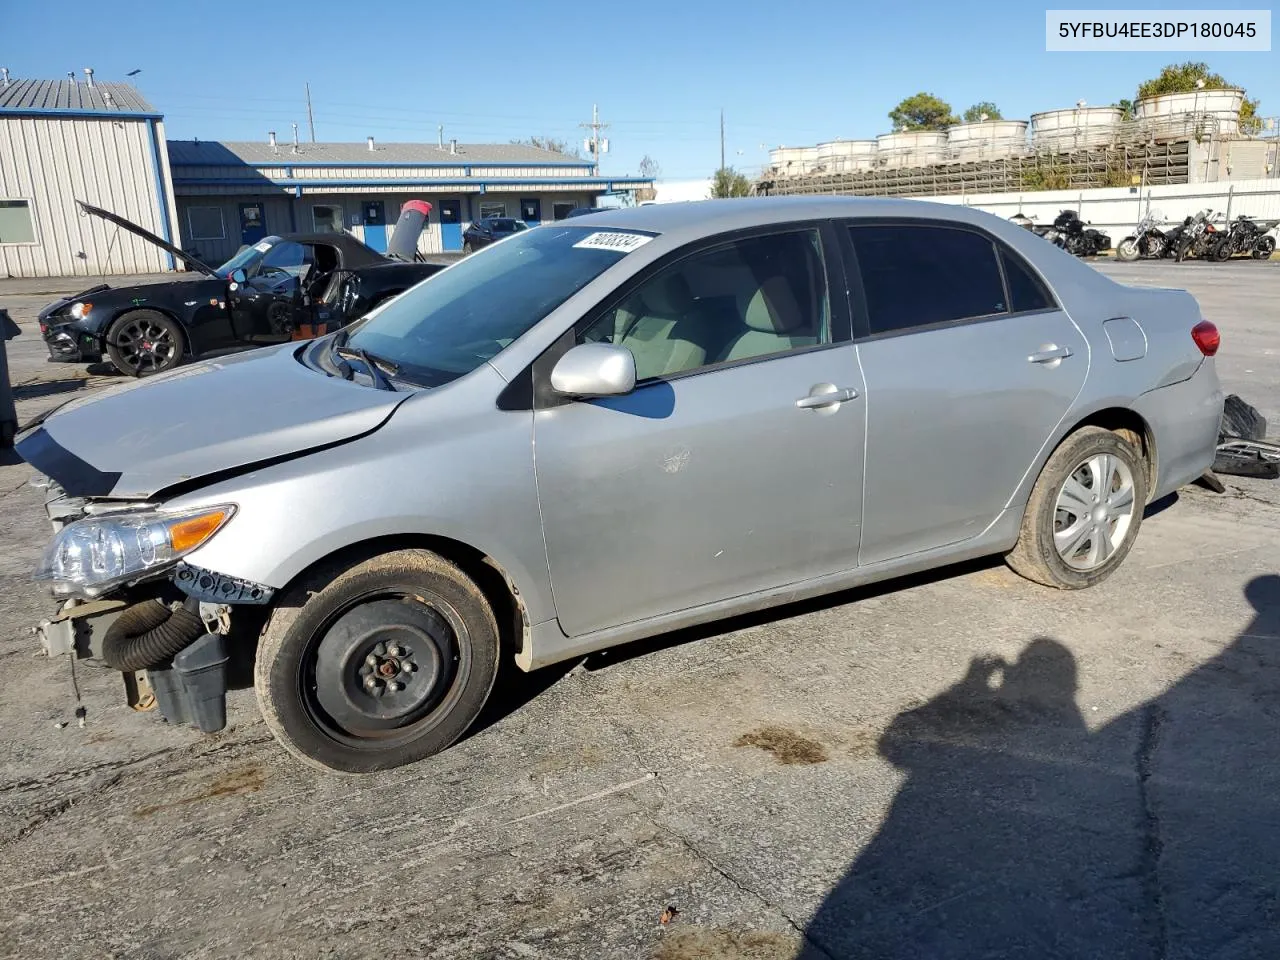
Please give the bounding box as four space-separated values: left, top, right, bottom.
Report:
39 201 450 376
461 217 528 253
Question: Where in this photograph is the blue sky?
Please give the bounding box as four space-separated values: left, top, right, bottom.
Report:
4 0 1276 180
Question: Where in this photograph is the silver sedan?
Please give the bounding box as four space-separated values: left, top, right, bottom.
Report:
19 197 1224 772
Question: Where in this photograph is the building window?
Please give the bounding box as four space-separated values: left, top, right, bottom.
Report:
479 201 507 220
187 206 225 241
0 199 37 244
552 202 575 221
312 204 345 234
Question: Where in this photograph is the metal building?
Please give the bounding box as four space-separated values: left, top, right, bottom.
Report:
168 138 654 261
0 74 180 278
1 73 656 278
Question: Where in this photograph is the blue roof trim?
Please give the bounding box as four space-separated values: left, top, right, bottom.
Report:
172 177 655 188
0 107 163 120
167 159 596 169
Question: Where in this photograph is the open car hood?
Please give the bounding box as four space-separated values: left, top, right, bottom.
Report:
76 200 219 277
16 344 409 500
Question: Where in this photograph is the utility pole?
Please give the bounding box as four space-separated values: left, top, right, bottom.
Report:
305 82 316 143
580 104 610 176
720 108 725 172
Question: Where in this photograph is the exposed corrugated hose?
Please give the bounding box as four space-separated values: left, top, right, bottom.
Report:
101 598 205 672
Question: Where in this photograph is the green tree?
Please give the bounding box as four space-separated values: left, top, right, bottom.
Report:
962 102 1003 123
1115 98 1136 122
888 93 958 131
710 167 751 198
1135 62 1261 133
513 136 581 158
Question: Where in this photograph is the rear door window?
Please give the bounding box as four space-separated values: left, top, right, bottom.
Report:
848 224 1008 335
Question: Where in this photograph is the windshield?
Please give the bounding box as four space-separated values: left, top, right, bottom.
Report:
345 225 650 386
213 237 314 280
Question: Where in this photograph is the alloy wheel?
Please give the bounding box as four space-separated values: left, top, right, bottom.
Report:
114 317 177 373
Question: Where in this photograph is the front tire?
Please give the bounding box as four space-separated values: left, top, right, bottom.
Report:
1209 237 1232 262
1116 238 1140 261
1006 427 1148 590
462 241 474 254
105 309 184 377
255 549 500 774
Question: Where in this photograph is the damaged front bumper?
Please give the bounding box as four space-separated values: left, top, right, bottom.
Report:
32 481 275 733
38 316 103 364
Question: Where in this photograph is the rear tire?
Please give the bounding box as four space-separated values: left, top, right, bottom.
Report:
105 310 184 377
1252 237 1276 260
255 548 500 774
1006 427 1148 590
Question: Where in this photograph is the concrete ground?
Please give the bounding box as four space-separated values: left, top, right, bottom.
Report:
1 261 1278 959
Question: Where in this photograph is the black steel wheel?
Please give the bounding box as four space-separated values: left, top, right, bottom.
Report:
105 309 184 377
255 549 500 773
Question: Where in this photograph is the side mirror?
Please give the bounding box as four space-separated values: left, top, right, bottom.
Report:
550 343 636 398
229 268 247 285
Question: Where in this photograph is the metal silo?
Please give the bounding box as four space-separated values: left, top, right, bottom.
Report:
945 120 1029 161
1030 106 1123 152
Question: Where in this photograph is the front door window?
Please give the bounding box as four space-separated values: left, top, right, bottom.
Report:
579 229 830 382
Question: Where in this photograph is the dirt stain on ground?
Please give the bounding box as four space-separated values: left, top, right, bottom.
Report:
133 764 266 818
653 927 797 960
734 725 828 765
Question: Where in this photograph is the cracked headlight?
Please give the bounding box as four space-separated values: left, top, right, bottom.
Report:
34 505 235 597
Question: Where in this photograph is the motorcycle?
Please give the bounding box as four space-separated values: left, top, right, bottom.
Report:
1173 209 1219 261
1209 215 1280 261
1115 211 1172 261
1047 209 1110 257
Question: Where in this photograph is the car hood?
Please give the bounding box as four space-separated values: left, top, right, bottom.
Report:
16 344 410 500
76 199 218 276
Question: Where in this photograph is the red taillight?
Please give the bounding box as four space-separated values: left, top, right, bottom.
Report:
1192 319 1220 357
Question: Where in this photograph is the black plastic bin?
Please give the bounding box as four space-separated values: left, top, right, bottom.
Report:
0 308 18 448
147 632 230 733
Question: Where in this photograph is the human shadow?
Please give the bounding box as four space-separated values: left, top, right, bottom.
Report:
800 574 1280 960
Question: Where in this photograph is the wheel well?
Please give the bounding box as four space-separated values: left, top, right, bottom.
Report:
276 534 529 666
104 307 189 357
1065 408 1157 493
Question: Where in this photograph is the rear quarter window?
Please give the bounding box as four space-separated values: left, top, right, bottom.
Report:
1000 248 1056 313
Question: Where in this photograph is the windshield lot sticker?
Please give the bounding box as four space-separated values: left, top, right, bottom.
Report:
254 240 273 252
573 232 653 253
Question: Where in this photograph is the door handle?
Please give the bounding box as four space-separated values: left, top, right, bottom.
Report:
1028 344 1073 364
796 384 859 409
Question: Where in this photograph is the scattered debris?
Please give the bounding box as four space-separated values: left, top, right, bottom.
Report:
1221 394 1267 441
53 720 68 729
660 905 680 925
1196 471 1227 494
74 705 87 728
1213 395 1279 480
734 726 828 765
